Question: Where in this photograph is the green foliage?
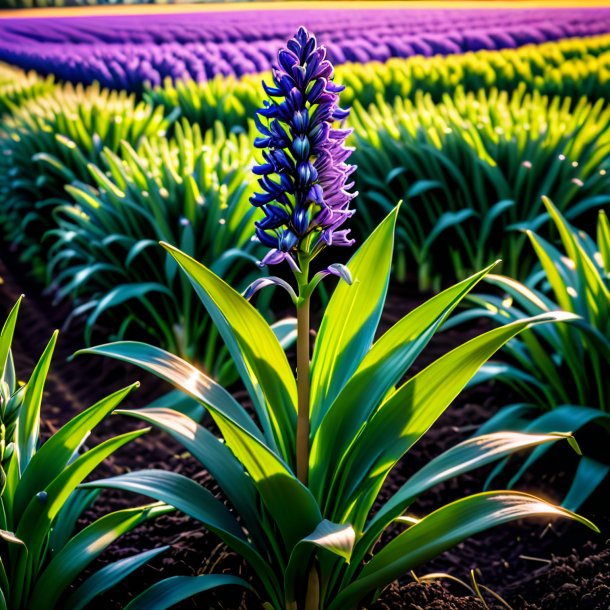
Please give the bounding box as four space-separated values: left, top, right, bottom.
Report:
0 298 172 609
79 209 595 609
0 63 55 118
448 198 610 510
46 120 286 382
349 86 610 290
0 82 171 278
146 33 610 132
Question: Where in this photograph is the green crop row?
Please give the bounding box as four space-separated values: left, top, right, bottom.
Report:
350 84 610 289
148 33 610 131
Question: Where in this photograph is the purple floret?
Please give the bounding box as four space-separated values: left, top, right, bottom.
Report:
251 27 357 269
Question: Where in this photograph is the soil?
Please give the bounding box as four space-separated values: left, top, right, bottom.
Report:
0 252 608 610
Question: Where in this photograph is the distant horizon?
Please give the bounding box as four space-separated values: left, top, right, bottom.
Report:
2 0 608 21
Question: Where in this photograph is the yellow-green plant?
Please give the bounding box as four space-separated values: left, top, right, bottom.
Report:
0 82 173 277
146 33 610 131
47 121 293 385
350 86 610 289
0 298 174 609
0 63 55 117
448 198 610 511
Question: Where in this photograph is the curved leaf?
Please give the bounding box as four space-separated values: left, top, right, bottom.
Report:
310 206 399 430
161 242 296 461
64 546 170 610
76 342 262 442
125 574 252 610
333 492 597 610
29 504 171 609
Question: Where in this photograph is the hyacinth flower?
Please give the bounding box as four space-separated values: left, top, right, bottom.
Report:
80 27 597 610
249 26 357 483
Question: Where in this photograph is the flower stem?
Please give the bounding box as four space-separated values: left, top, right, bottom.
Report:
296 256 311 485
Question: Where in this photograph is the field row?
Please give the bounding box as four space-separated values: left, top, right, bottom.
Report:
0 34 608 362
2 8 610 88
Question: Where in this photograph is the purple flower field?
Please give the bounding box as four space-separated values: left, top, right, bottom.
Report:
1 7 610 90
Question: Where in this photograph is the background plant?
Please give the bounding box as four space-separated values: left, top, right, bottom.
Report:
0 297 174 610
0 83 172 278
349 86 610 289
46 120 292 385
3 7 609 89
77 28 597 608
0 63 55 118
446 198 610 511
80 211 595 610
147 33 610 132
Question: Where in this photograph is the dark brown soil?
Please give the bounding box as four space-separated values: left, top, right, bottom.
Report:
0 253 608 610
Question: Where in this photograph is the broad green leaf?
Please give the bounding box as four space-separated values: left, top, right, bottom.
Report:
14 384 138 516
82 470 245 541
16 330 57 475
203 407 322 552
310 206 399 429
161 242 296 461
124 574 252 610
64 546 170 610
329 312 577 526
29 504 171 609
81 469 281 606
284 520 355 605
333 492 597 610
11 428 147 610
116 407 264 544
49 489 100 556
358 432 575 564
311 263 497 499
76 342 262 442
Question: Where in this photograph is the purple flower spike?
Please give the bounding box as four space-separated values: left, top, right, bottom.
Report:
251 26 357 269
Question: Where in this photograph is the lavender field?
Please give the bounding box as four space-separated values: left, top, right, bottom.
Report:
0 3 609 610
2 7 610 88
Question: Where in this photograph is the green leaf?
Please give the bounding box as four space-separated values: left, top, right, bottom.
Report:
14 428 148 586
332 492 597 610
81 469 280 604
563 456 610 512
200 409 322 552
16 330 57 475
84 284 175 345
284 520 355 605
161 242 296 461
0 297 22 383
75 342 262 442
311 263 497 500
64 546 170 610
116 407 263 543
29 504 171 609
14 384 139 517
359 431 575 564
597 210 610 274
506 405 610 489
49 489 100 556
124 574 252 610
329 312 578 526
310 206 399 430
